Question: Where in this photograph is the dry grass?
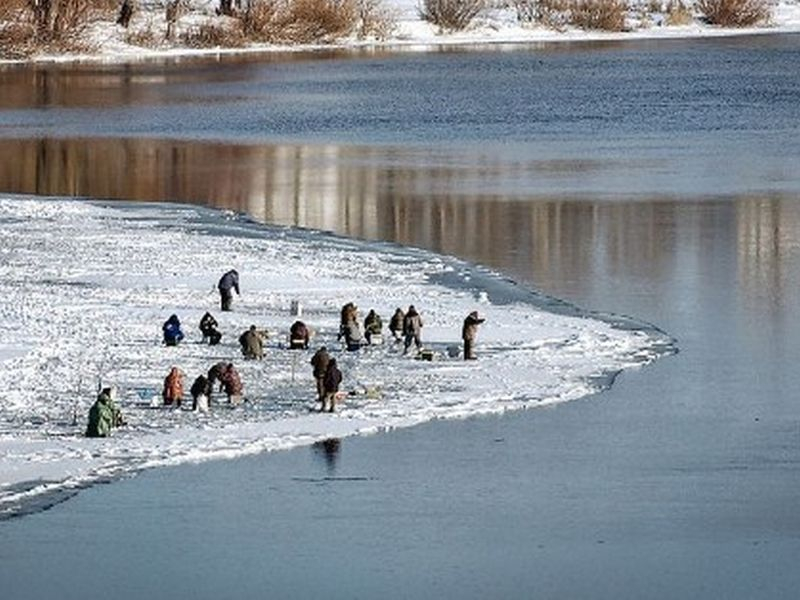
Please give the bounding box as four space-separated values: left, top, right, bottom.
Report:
419 0 486 32
511 0 538 22
355 0 395 40
665 0 693 24
696 0 769 26
180 21 247 47
240 0 359 43
536 0 572 29
569 0 628 30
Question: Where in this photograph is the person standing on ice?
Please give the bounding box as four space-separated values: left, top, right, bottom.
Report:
163 366 184 407
461 311 486 360
310 346 330 407
85 387 124 438
389 307 405 341
217 269 240 312
322 358 342 413
402 305 423 354
162 314 184 346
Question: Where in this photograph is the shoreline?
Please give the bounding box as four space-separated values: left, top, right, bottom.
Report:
2 19 799 67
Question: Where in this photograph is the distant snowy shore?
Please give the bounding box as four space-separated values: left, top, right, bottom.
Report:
2 0 799 64
0 196 671 518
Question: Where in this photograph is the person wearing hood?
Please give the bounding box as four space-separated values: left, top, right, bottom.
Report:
310 346 331 406
218 269 240 312
462 311 486 360
290 320 310 350
199 311 222 345
190 374 211 412
162 314 184 346
239 324 264 359
220 363 243 405
322 358 343 413
86 387 124 438
389 307 405 341
402 305 423 355
163 366 184 407
364 309 383 345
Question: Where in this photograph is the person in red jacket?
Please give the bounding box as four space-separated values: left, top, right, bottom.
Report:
163 366 184 407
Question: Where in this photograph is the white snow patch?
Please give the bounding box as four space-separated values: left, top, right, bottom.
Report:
0 196 670 517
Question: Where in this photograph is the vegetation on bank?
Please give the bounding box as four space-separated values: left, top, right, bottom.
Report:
0 0 779 59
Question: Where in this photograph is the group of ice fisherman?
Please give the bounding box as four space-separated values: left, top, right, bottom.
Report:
86 269 485 437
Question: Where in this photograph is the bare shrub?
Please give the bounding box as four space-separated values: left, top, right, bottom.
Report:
419 0 486 32
124 15 161 47
695 0 768 26
511 0 537 22
356 0 395 39
537 0 571 29
569 0 627 30
241 0 358 43
180 21 246 47
665 0 693 24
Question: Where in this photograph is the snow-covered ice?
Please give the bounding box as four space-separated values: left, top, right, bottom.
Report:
0 196 672 518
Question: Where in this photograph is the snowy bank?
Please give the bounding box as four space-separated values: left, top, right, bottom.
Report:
2 0 800 64
0 196 672 518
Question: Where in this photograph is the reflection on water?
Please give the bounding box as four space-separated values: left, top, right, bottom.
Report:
2 136 799 329
313 438 341 474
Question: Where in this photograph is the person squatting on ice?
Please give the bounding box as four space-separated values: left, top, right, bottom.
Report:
218 269 240 312
310 346 331 407
86 387 124 438
462 311 486 360
322 358 342 413
402 305 423 354
364 309 383 345
163 366 184 407
290 320 310 350
199 311 222 345
162 314 184 346
220 363 243 405
207 361 227 393
190 374 210 412
389 307 405 341
239 324 264 359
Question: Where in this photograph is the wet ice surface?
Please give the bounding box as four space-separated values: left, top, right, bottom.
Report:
0 196 671 518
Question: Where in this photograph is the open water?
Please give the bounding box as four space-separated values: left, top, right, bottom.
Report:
1 34 800 598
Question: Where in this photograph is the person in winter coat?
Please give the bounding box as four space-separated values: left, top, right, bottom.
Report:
322 358 343 413
86 387 123 438
239 325 264 359
199 311 222 345
342 318 363 351
289 320 310 350
389 307 405 341
162 314 184 346
218 269 240 312
163 366 184 407
190 374 210 412
310 346 331 406
402 305 423 354
462 311 486 360
220 363 243 405
364 310 383 345
207 361 227 393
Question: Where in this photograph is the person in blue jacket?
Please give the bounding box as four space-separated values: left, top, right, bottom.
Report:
162 314 185 346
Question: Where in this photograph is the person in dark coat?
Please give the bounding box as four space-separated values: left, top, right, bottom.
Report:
199 311 222 345
207 361 227 394
239 325 264 359
310 346 330 407
190 374 210 411
218 269 240 312
462 311 486 360
389 307 405 341
402 305 423 355
364 309 383 345
162 314 184 346
220 363 243 405
289 320 310 350
322 358 343 413
86 387 124 438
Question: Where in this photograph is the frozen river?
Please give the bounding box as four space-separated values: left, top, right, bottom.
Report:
1 34 800 598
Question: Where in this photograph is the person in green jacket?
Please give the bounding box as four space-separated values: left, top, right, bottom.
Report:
86 387 124 438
